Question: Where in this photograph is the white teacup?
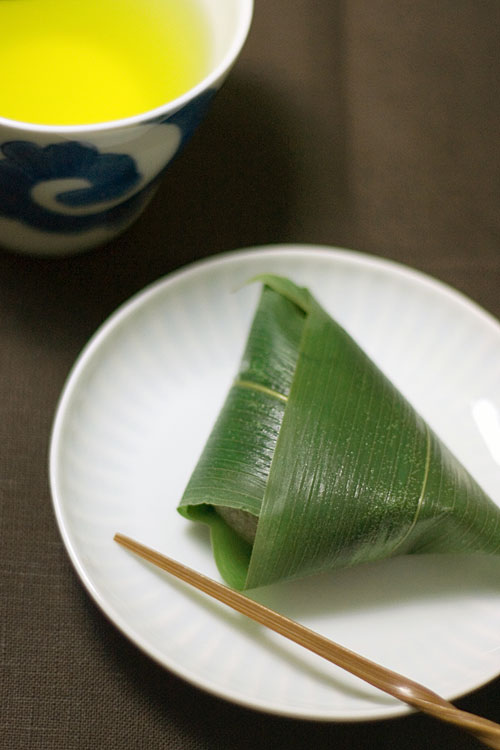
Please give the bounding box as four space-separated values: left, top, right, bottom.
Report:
0 1 253 256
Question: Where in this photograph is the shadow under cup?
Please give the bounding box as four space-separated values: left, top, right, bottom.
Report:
0 0 253 257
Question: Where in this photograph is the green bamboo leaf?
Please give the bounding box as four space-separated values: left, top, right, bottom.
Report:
178 275 500 589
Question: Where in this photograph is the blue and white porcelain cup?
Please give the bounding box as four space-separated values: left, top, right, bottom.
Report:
0 1 253 256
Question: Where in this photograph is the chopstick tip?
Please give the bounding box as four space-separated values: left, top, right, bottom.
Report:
114 532 132 547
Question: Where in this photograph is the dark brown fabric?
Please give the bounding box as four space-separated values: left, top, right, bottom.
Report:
2 2 499 748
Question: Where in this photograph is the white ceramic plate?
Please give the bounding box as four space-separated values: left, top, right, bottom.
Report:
49 245 500 721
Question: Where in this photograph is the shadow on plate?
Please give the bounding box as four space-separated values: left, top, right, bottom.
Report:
185 523 500 620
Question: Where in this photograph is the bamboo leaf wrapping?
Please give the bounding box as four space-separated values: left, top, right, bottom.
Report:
178 275 500 589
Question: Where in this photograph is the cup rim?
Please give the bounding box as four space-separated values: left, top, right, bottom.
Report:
0 0 253 135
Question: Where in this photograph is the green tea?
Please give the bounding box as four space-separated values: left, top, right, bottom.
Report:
0 0 211 125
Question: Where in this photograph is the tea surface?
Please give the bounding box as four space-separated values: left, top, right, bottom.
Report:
0 0 211 125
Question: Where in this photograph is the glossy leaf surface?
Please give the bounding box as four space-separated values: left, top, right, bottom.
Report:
178 276 500 589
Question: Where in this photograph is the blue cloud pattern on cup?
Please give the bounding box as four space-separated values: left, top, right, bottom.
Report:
158 88 215 147
0 140 143 233
0 89 216 235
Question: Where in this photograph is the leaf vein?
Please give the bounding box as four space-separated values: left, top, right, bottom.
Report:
391 423 432 554
233 379 288 403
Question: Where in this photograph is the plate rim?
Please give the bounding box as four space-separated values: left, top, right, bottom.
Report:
49 243 500 722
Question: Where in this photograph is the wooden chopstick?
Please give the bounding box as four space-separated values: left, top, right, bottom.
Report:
114 533 500 748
